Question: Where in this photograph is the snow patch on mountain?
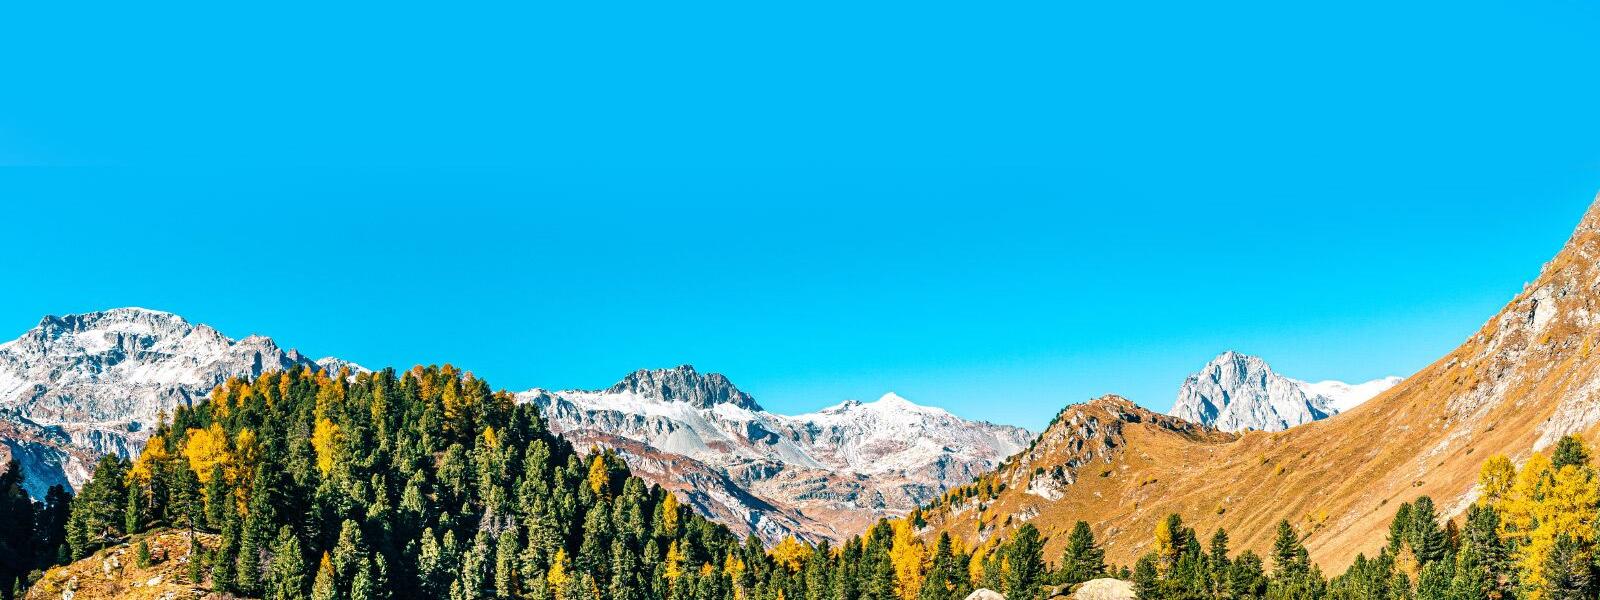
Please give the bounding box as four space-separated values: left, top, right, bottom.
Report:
518 368 1032 542
0 308 330 491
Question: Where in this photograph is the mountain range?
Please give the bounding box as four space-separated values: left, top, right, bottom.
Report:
0 308 1028 543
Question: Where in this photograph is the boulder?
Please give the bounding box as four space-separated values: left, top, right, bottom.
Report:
965 590 1006 600
1071 578 1136 600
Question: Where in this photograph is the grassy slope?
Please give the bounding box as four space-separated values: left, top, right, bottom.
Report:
926 195 1600 573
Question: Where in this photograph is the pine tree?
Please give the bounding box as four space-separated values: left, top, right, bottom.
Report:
351 557 376 600
1407 496 1448 565
1229 551 1268 598
1539 534 1590 600
494 527 520 598
1550 435 1590 470
1003 524 1045 600
187 535 205 585
920 534 963 600
205 464 229 530
1060 521 1106 586
268 526 308 600
1270 520 1307 579
1133 554 1161 599
125 485 143 535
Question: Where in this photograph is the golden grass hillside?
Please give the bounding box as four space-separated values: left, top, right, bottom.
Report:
925 194 1600 573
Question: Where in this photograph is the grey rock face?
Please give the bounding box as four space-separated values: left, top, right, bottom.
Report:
0 307 324 491
1170 351 1398 432
605 365 761 410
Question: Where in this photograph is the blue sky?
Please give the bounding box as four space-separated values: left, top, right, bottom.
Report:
2 0 1598 429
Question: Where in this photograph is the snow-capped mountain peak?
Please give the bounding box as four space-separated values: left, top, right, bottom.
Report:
1170 351 1401 432
0 307 339 495
604 364 761 410
520 371 1031 543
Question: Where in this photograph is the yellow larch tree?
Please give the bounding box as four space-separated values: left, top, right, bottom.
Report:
1478 454 1516 505
889 519 928 600
312 417 342 477
183 424 231 484
660 492 681 536
128 434 169 486
547 548 571 594
664 540 686 583
588 455 610 496
770 536 812 572
1485 447 1600 600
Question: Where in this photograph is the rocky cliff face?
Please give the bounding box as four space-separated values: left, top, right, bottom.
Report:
521 368 1033 543
1170 351 1400 432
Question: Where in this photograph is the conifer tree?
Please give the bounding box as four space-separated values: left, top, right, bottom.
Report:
1550 435 1590 470
1539 533 1591 600
1003 524 1045 600
312 553 338 600
1060 521 1107 587
1133 554 1160 599
268 526 308 600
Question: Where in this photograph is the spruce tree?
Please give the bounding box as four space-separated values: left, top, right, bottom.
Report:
1003 524 1045 600
1133 554 1161 599
1060 521 1106 586
268 526 308 600
1540 533 1591 600
1550 434 1590 470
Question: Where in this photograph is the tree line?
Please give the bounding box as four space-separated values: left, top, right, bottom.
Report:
0 364 1594 600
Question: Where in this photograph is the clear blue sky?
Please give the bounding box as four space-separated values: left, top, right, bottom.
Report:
2 0 1598 429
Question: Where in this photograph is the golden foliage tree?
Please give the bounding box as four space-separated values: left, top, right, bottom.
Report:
588 455 609 497
664 540 686 582
1483 440 1600 600
183 423 231 484
889 519 928 600
770 536 812 573
660 491 681 536
312 418 342 477
547 548 571 594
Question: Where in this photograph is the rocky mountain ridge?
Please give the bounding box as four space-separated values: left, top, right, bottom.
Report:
0 308 347 496
1170 351 1401 432
0 311 1030 545
520 366 1033 542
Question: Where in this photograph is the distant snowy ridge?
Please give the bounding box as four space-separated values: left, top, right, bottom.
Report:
1170 351 1401 432
0 308 1031 546
519 367 1032 543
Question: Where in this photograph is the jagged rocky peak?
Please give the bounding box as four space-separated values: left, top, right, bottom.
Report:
0 307 344 494
1170 351 1399 432
605 364 761 410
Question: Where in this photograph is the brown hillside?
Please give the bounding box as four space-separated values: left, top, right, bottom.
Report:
925 193 1600 572
27 530 222 600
